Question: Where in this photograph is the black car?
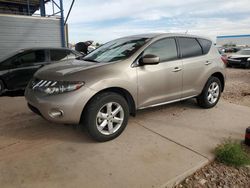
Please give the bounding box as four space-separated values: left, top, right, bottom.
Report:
0 48 82 94
227 48 250 68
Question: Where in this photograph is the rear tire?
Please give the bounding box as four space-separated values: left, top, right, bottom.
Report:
244 61 250 69
0 80 5 95
197 77 222 108
83 92 129 142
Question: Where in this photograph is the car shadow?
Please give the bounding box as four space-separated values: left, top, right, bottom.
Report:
0 98 202 146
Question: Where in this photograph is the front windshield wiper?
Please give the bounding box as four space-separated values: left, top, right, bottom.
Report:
82 58 100 63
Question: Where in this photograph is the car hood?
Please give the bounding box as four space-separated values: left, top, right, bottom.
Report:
229 54 250 59
35 59 107 79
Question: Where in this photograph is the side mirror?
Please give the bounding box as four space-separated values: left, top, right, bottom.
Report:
140 54 160 65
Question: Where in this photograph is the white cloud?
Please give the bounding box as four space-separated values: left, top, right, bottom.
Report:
57 0 250 43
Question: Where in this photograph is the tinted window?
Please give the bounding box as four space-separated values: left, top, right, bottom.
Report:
0 58 13 69
144 38 178 62
50 50 77 61
198 38 212 54
16 50 45 64
178 37 202 58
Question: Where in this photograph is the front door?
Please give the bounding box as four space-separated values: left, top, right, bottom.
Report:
137 37 183 108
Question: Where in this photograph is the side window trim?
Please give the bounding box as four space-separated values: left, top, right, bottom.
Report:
177 37 204 59
174 37 181 59
195 38 204 54
48 49 52 62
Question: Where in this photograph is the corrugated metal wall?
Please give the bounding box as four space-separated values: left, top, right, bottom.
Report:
0 14 62 59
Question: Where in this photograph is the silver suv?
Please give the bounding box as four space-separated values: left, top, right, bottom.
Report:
25 33 226 141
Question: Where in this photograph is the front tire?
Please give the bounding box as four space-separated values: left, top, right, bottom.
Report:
244 61 250 69
83 92 129 142
197 77 222 108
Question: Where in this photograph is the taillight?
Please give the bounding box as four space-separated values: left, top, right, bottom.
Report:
221 56 228 65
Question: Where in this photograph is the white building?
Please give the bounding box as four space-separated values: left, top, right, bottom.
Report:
216 34 250 46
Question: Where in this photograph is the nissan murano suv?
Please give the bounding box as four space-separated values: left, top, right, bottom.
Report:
25 33 226 141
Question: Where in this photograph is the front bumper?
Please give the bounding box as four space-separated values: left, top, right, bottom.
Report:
25 86 96 124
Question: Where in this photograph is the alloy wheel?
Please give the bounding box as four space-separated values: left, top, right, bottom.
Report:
96 102 124 135
207 82 219 104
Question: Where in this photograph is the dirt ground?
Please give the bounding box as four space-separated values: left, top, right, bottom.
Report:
223 67 250 107
175 67 250 188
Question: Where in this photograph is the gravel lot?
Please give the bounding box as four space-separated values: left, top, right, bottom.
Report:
176 67 250 188
223 68 250 107
175 161 250 188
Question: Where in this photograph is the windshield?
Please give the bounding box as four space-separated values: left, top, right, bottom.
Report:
236 49 250 55
83 37 149 63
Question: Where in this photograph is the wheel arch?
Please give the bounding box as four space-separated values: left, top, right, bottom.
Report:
211 72 225 92
81 87 136 123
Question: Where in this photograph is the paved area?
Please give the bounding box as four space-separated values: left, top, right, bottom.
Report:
0 97 250 188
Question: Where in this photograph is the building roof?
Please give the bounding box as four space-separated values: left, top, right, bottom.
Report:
217 34 250 39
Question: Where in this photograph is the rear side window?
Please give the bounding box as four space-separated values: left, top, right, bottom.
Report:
197 38 212 54
178 37 202 58
144 38 178 62
16 50 45 64
66 51 78 59
50 50 77 61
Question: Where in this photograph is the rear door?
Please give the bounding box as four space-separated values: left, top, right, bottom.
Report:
6 50 47 89
177 37 212 98
137 37 183 108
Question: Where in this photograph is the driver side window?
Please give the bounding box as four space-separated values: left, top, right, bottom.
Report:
144 38 178 62
17 52 36 64
14 50 46 66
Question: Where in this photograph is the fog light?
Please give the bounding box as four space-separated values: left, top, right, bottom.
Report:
49 109 64 118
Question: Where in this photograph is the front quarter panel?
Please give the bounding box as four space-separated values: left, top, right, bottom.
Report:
83 61 138 105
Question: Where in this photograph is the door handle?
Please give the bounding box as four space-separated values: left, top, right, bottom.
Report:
205 61 212 65
172 67 182 72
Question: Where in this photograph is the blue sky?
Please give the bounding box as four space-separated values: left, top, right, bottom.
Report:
45 0 250 43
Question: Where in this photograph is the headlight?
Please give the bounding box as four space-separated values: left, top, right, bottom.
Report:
30 79 84 95
247 57 250 61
